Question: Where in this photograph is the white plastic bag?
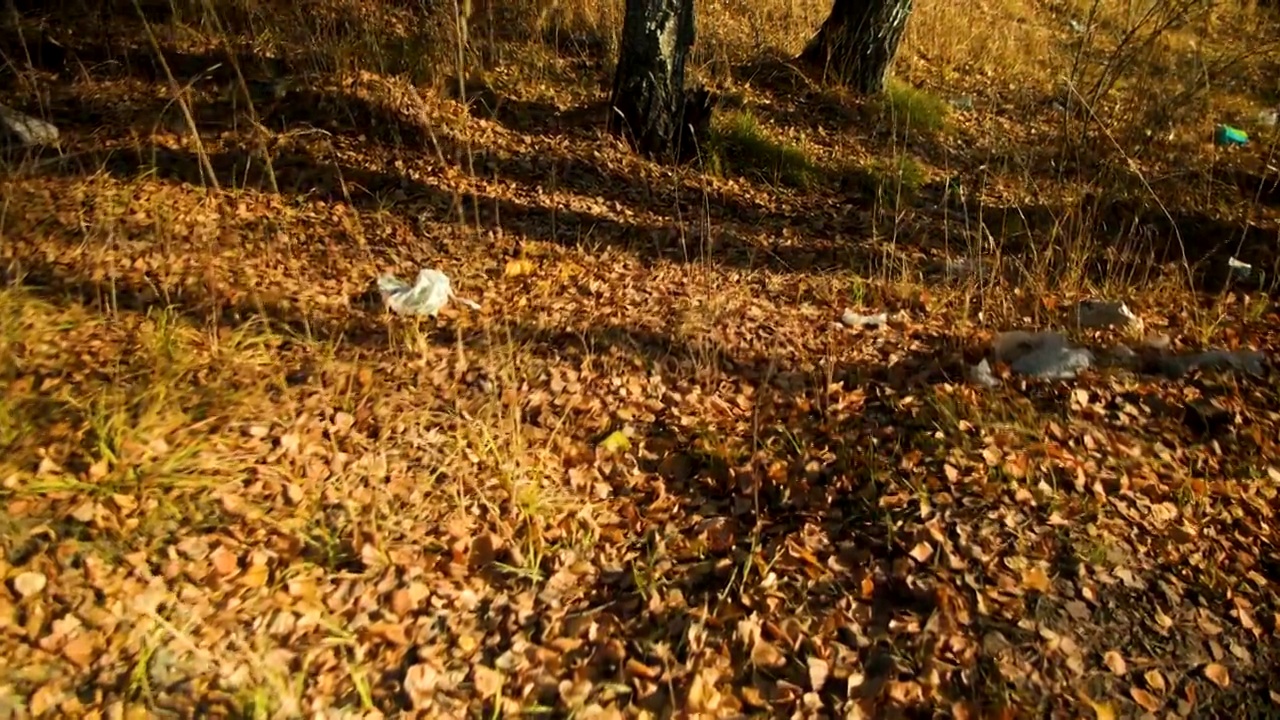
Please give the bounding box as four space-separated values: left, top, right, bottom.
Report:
377 268 480 317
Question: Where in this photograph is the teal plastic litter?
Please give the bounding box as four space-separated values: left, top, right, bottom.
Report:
1215 124 1248 146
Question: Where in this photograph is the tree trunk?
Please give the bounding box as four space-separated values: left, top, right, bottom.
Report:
608 0 709 162
800 0 914 94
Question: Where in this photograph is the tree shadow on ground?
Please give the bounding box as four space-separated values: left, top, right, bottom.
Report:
19 49 850 248
728 55 870 135
22 72 883 273
452 79 611 140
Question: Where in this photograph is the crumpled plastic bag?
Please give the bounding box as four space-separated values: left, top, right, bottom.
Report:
377 268 480 317
1076 299 1141 331
841 309 889 329
1154 349 1267 379
992 330 1094 380
968 358 1001 388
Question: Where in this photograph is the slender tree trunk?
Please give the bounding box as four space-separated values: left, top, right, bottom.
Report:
608 0 709 162
800 0 914 94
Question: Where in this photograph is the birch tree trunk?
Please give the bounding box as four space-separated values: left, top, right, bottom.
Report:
800 0 914 94
608 0 709 162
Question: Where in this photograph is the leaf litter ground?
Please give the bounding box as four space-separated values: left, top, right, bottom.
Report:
3 22 1280 720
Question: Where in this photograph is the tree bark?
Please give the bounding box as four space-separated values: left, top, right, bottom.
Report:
800 0 914 94
608 0 708 162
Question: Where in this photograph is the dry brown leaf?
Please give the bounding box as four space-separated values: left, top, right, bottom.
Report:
625 658 661 680
750 637 786 668
368 621 409 646
1022 566 1052 593
61 634 96 668
807 656 830 692
404 663 440 709
739 685 768 708
686 669 723 712
210 546 239 576
12 571 47 598
1203 662 1230 688
469 533 503 567
1103 650 1127 676
29 684 59 716
1233 596 1258 634
1130 687 1161 712
472 664 503 698
909 541 934 564
240 562 269 588
1078 692 1116 720
1144 668 1166 694
504 258 536 278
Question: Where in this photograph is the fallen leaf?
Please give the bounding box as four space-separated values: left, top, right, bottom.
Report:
404 663 440 709
625 658 661 680
1144 668 1166 694
750 637 786 668
504 258 536 278
807 656 830 692
12 571 47 598
1130 687 1161 712
909 541 934 563
1103 650 1127 676
29 683 59 715
1233 596 1258 634
740 685 768 708
62 634 96 668
1203 663 1230 688
210 546 239 576
472 664 503 698
1078 692 1115 720
469 533 503 568
368 621 409 646
598 430 631 454
1022 566 1051 593
240 562 269 588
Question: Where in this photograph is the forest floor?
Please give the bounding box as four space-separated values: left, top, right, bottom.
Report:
2 0 1280 718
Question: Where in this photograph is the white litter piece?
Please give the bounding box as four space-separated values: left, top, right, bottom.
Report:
1228 256 1260 284
841 309 889 329
968 358 1001 388
377 268 481 317
1076 299 1142 331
